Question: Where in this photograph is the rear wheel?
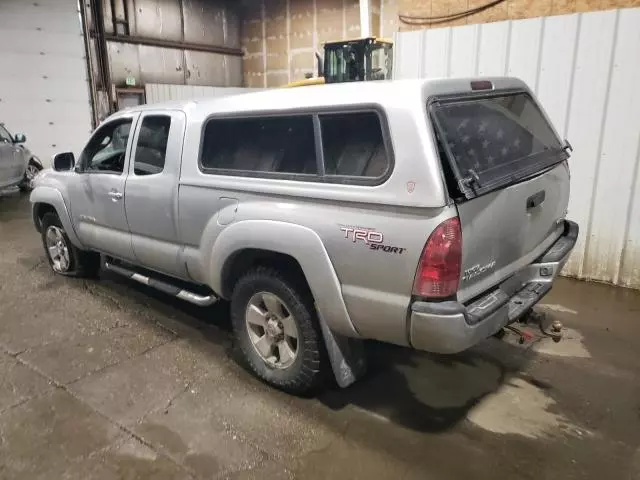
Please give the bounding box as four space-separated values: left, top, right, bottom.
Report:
40 212 100 277
230 267 326 395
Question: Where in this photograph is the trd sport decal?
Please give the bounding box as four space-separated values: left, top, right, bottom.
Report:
339 225 406 254
370 243 406 254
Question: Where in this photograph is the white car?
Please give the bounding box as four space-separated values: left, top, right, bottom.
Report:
0 122 43 192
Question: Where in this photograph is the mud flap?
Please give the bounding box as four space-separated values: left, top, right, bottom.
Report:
317 313 367 388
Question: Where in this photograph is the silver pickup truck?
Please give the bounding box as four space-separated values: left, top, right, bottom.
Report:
30 78 578 394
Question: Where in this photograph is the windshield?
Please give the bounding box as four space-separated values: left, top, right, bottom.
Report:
324 41 392 83
431 91 567 198
0 125 13 143
325 43 365 83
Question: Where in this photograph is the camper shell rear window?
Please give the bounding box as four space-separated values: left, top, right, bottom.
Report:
429 90 568 199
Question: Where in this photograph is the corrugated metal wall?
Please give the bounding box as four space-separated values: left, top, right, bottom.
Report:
0 0 92 165
145 84 263 103
394 7 640 289
103 0 242 87
86 0 244 122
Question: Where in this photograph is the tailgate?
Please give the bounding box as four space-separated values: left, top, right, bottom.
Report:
456 163 569 302
429 88 570 303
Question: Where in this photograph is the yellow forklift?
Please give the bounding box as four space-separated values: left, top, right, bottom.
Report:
285 37 393 88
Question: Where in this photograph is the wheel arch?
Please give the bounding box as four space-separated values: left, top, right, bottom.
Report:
29 156 44 169
208 220 359 338
30 187 84 248
32 203 56 233
221 249 308 299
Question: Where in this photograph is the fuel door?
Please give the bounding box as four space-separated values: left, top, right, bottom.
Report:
217 197 239 226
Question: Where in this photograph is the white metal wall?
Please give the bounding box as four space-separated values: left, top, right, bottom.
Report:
0 0 93 165
145 84 264 104
394 8 640 290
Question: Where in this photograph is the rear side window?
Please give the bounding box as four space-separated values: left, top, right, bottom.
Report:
431 92 566 197
320 112 389 178
134 115 171 176
201 115 317 175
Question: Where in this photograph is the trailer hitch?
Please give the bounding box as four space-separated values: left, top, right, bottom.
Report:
521 309 564 343
496 309 564 345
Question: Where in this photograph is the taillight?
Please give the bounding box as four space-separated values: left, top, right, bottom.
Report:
413 217 462 298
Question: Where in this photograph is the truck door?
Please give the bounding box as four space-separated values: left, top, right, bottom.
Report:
71 113 139 261
124 110 187 278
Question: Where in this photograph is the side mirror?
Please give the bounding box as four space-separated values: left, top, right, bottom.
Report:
52 152 75 171
13 133 26 144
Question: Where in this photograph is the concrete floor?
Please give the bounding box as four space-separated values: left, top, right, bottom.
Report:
1 190 640 480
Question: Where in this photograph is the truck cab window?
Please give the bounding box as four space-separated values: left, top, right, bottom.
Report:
134 116 171 176
81 120 132 174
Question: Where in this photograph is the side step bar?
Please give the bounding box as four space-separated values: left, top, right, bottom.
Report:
104 261 218 307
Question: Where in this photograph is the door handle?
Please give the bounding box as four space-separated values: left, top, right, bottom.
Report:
526 190 545 210
108 190 123 201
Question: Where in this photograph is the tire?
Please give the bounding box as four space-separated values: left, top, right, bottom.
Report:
40 212 101 278
19 160 42 192
230 267 327 395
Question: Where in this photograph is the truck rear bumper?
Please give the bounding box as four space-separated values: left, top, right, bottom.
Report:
409 220 578 354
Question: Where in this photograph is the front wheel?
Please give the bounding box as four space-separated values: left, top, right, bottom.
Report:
40 212 100 277
230 267 327 395
20 160 42 192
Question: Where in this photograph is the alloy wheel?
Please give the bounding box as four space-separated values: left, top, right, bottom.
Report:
245 291 299 369
45 226 70 273
25 164 39 189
